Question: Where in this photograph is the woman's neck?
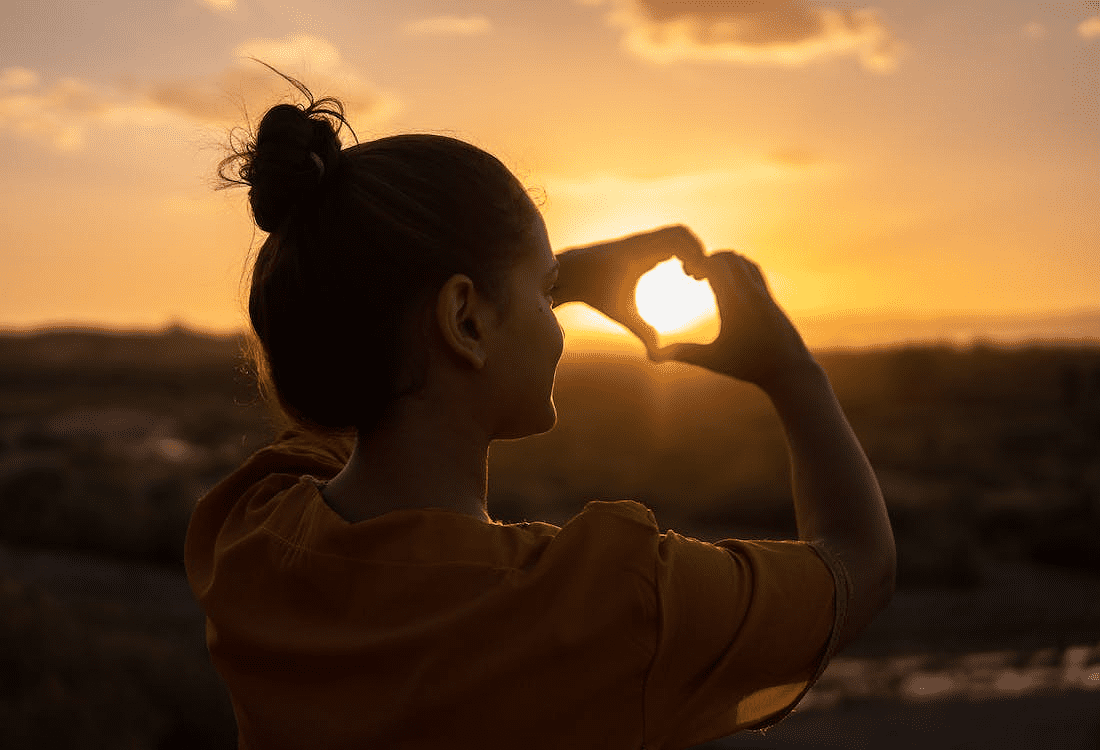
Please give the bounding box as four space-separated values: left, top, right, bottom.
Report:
320 398 492 524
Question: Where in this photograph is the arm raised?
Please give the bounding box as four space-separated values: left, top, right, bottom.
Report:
655 252 895 651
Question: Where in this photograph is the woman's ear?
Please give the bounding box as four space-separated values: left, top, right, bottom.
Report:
436 274 490 369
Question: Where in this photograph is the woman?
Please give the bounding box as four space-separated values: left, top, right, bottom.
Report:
185 81 895 750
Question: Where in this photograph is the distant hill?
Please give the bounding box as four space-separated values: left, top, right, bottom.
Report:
0 325 243 369
794 308 1100 349
7 307 1100 351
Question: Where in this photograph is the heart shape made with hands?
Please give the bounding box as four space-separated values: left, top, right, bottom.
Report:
633 258 720 348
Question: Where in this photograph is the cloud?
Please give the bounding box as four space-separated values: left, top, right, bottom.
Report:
1079 16 1100 38
147 35 399 126
0 67 38 90
0 35 399 150
236 34 343 72
588 0 905 72
0 67 134 149
199 0 236 10
403 15 493 37
1022 21 1048 40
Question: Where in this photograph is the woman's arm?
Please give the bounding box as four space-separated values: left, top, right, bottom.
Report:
763 360 895 650
656 252 895 651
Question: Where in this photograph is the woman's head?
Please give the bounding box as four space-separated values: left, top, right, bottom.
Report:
220 77 554 435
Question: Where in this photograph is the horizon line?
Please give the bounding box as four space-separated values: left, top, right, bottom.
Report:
3 320 1100 354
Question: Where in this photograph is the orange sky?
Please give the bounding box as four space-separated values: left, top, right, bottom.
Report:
1 1 1098 348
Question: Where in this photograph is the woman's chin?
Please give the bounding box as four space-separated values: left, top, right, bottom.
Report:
495 401 557 440
531 402 558 435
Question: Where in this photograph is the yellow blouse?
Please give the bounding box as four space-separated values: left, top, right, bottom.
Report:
185 430 848 750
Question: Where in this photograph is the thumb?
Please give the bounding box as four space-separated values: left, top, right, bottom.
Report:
617 311 660 353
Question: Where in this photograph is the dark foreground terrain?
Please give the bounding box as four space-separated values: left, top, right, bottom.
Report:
0 329 1098 748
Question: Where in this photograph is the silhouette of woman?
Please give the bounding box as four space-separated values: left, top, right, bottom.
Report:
185 74 895 750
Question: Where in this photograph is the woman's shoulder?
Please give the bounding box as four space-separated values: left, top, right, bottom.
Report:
532 499 662 570
256 428 355 475
208 428 353 498
569 499 659 529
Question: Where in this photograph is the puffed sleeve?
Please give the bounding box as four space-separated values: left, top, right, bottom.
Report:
642 532 849 750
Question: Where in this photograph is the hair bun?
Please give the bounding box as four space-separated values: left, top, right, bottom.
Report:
241 103 341 232
216 66 353 232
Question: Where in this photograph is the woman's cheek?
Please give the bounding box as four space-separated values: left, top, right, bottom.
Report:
550 311 564 363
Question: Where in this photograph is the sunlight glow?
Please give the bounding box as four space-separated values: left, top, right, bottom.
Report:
634 259 718 335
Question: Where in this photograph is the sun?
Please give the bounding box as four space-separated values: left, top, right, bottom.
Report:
634 259 719 343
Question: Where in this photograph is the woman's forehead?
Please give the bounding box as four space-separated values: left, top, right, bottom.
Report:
528 216 555 267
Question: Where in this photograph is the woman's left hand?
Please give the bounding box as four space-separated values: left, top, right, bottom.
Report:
552 225 707 354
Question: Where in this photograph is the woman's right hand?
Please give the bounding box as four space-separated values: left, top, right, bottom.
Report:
652 252 816 390
554 225 707 353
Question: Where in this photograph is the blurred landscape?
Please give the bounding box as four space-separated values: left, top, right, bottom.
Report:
1 328 1098 748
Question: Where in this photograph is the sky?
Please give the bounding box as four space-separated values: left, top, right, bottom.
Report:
1 0 1098 348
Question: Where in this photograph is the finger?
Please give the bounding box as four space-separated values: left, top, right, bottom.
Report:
681 245 732 279
665 225 707 263
619 312 659 351
634 225 706 266
681 257 708 279
631 326 659 355
697 252 745 314
650 227 708 275
738 255 771 294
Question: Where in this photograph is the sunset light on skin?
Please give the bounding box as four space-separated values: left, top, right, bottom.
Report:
1 1 1098 348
